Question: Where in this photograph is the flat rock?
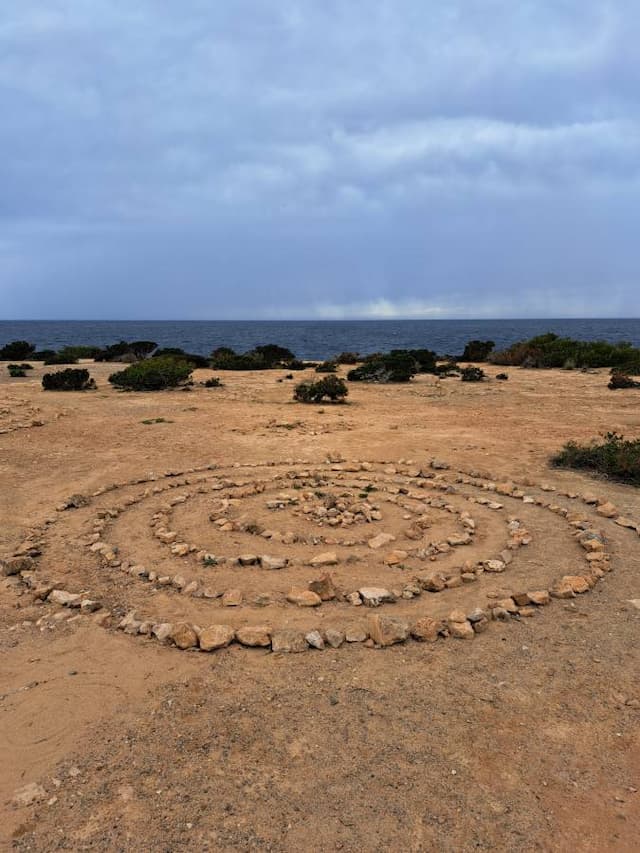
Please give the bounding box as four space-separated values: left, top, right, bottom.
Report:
596 502 618 518
325 628 345 648
359 587 395 607
199 624 235 650
367 614 409 646
236 625 271 646
310 551 338 566
448 619 475 639
415 572 446 592
48 589 81 607
345 624 368 643
527 590 551 606
152 622 173 642
170 622 199 649
260 555 288 570
271 629 308 653
222 588 243 606
286 588 322 607
384 549 408 566
12 782 47 807
368 532 396 550
410 616 441 642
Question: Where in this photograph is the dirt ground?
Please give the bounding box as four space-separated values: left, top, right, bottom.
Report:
1 361 639 852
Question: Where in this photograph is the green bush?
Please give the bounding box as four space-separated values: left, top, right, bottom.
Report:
31 349 57 362
152 348 209 368
461 340 495 362
96 340 158 362
210 344 299 370
551 433 640 485
42 368 96 391
8 364 26 377
460 366 486 382
294 375 348 403
315 361 337 373
335 351 359 364
0 340 35 360
109 357 193 391
44 351 79 365
496 372 509 381
348 351 417 383
435 361 460 377
490 333 640 369
204 377 223 387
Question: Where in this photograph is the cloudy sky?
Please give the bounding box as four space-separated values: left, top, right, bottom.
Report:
1 1 639 319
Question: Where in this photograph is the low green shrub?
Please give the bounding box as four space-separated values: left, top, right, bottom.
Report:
0 340 35 360
204 377 223 387
31 350 56 362
496 372 509 381
153 348 209 368
461 340 495 362
109 357 193 391
348 351 417 383
460 366 486 382
315 361 337 373
96 340 158 362
44 351 79 365
490 333 640 369
294 375 348 403
335 352 359 364
210 343 298 371
551 432 640 485
7 364 26 377
435 361 460 377
42 368 96 391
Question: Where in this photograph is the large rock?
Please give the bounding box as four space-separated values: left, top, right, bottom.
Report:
236 625 271 647
359 587 395 607
527 590 550 606
170 622 199 649
368 532 396 550
310 551 338 566
410 616 441 642
222 588 243 606
308 573 338 601
286 589 322 607
1 556 34 576
48 589 81 607
199 624 235 651
260 555 288 570
271 629 308 653
151 622 173 642
367 614 409 647
596 502 618 518
305 630 325 650
415 572 446 592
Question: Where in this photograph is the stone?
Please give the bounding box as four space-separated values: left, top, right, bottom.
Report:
2 556 34 576
368 532 396 550
199 624 235 651
527 590 551 606
222 588 243 606
367 614 409 646
359 587 395 607
384 549 408 566
48 589 81 607
12 782 47 807
305 630 325 650
447 618 474 639
260 555 288 570
346 591 362 606
448 609 467 623
468 607 488 623
615 517 638 530
550 578 576 599
410 616 441 642
308 572 338 601
345 624 368 642
582 492 599 504
310 551 338 566
596 502 618 518
431 459 450 470
170 622 199 649
80 599 101 613
415 572 446 592
471 616 490 633
512 592 530 607
485 560 506 573
287 588 322 607
236 625 271 647
518 606 537 617
564 575 591 594
325 628 345 648
271 629 308 653
238 554 259 566
495 597 518 613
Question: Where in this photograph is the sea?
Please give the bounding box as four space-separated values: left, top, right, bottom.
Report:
2 319 640 361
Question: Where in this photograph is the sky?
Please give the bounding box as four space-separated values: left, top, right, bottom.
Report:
1 1 639 320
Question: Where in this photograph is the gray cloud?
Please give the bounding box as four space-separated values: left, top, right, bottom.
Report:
1 1 639 318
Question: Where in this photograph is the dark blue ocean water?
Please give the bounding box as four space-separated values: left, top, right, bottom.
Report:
1 319 640 360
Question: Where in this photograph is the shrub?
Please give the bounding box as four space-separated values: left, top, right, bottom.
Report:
44 352 78 365
152 348 209 368
348 351 417 383
204 377 223 387
0 340 35 360
608 371 639 390
496 372 509 381
42 368 96 391
335 351 359 364
551 432 640 485
490 333 640 369
210 344 298 370
460 366 486 382
315 361 337 373
8 364 26 377
294 375 348 403
54 345 103 361
31 349 57 362
109 357 193 391
96 340 158 362
435 360 460 377
461 340 495 362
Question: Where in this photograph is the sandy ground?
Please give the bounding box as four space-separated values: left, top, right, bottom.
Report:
0 361 639 852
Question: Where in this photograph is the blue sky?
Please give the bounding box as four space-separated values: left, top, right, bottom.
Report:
1 1 639 319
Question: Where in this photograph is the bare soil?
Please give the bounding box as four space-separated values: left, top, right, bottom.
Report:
1 361 639 852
